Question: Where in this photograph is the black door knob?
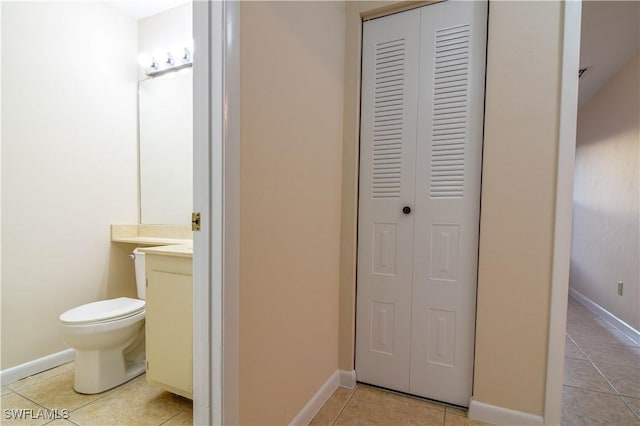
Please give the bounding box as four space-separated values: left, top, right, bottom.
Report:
402 206 412 215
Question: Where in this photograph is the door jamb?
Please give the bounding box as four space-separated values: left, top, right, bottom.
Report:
221 1 241 424
543 1 581 424
193 1 240 424
192 1 217 423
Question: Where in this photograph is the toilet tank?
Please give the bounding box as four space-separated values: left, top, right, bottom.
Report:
133 248 146 300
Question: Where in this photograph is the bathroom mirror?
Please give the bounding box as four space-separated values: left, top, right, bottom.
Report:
138 69 193 225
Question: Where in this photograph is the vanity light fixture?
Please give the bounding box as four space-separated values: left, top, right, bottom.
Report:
139 42 193 77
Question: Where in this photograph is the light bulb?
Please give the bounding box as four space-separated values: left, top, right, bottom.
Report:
169 44 186 62
137 52 154 68
152 49 168 68
166 53 175 66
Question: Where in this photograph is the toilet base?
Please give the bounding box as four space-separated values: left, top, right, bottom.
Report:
72 326 146 394
74 355 146 394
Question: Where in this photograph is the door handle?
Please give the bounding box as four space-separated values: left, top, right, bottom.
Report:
402 206 412 215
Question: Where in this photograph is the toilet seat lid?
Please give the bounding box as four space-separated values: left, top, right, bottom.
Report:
60 297 145 324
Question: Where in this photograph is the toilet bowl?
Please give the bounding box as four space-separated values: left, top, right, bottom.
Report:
60 249 147 394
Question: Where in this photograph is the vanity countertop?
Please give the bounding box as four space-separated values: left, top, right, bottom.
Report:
138 244 193 258
112 236 192 246
111 224 192 246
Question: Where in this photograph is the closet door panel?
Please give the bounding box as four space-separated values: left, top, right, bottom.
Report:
409 0 487 406
355 8 421 392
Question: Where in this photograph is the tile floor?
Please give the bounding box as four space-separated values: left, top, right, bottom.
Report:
562 296 640 425
0 363 191 426
310 384 488 426
2 297 638 426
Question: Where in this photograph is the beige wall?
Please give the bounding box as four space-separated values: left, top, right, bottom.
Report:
472 1 563 416
1 2 139 369
238 2 345 424
571 53 640 330
339 0 565 417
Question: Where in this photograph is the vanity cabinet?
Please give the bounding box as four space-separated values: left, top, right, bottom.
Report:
144 250 193 399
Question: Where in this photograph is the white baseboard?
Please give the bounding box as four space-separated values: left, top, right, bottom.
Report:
569 287 640 341
289 370 340 426
339 369 356 389
1 349 75 386
468 399 543 425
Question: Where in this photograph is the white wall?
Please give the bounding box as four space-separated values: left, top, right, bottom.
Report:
1 2 139 369
570 52 640 330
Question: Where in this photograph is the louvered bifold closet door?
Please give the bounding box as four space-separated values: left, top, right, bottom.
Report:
355 8 420 392
357 0 487 406
409 1 487 406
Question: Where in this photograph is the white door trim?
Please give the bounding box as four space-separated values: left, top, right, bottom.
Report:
193 1 239 424
544 1 582 424
193 1 215 423
221 1 241 424
193 2 240 424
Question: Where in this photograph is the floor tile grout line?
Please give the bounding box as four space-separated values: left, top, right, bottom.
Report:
569 332 627 397
43 417 80 426
568 308 640 348
567 332 635 398
328 384 458 426
6 388 56 411
568 324 640 348
567 306 640 406
330 384 359 426
6 364 118 415
2 368 194 426
565 297 640 425
2 390 79 426
615 390 640 400
574 339 640 350
566 333 589 360
356 382 453 411
565 331 640 358
562 384 621 397
620 397 640 422
10 380 117 415
68 373 148 415
157 408 185 426
567 330 640 400
6 363 76 393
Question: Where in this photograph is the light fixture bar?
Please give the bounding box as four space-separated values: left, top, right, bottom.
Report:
139 44 193 77
146 61 192 78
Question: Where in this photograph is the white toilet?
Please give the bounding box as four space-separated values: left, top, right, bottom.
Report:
60 248 147 394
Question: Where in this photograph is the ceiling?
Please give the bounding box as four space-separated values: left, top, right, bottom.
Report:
578 1 640 107
109 0 190 20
